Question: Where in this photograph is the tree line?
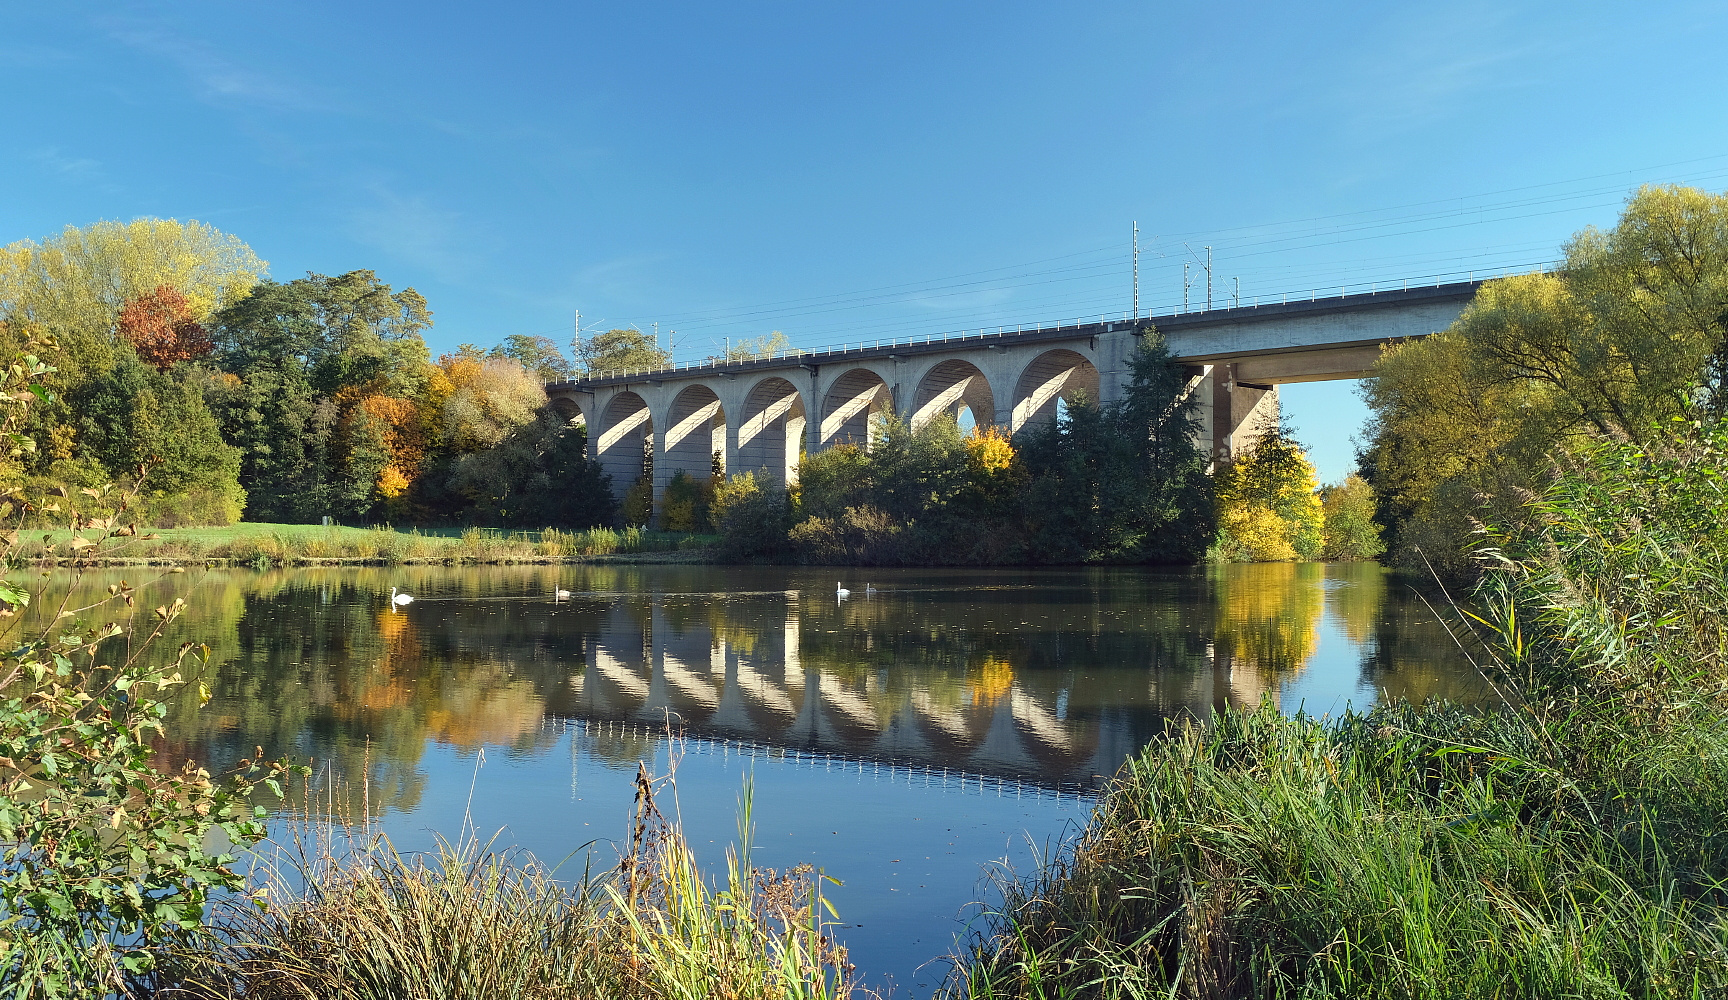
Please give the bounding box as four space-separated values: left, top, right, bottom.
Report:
1 217 1387 564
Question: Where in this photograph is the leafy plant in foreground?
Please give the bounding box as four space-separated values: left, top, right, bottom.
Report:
0 332 296 997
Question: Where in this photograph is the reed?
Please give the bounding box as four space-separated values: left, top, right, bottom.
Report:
942 419 1728 998
153 766 855 1000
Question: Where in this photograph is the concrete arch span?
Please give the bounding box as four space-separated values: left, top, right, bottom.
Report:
661 385 724 487
1011 349 1100 433
738 377 806 484
595 391 652 499
911 359 994 432
821 367 892 448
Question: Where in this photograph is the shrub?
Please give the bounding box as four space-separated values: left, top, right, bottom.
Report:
712 471 789 562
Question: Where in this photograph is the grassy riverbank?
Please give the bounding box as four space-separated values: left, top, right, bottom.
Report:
21 522 718 566
942 420 1728 998
151 773 854 999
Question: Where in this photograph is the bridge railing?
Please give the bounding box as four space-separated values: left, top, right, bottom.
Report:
556 262 1556 386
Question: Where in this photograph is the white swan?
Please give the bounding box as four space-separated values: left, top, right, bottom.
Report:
390 587 413 608
836 581 850 600
555 588 572 601
865 583 877 596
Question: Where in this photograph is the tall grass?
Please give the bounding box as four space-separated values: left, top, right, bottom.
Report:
154 765 855 1000
942 418 1728 999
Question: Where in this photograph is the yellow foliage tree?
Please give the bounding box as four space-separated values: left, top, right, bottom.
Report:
1214 429 1324 562
0 219 263 333
427 353 547 455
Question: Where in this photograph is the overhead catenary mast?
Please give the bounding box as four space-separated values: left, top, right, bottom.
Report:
1132 221 1139 318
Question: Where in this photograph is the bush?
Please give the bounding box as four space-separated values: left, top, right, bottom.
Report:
712 471 789 562
0 338 293 997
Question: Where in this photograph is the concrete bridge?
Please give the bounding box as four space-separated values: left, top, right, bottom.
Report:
546 280 1481 502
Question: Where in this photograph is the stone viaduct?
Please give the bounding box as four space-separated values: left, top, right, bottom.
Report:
545 281 1481 506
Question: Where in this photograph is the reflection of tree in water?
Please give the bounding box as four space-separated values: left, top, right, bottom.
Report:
1323 562 1386 646
28 562 1490 818
1359 578 1494 706
1209 563 1326 678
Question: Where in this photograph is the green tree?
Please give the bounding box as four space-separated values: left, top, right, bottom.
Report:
489 335 572 382
1361 185 1728 572
209 270 434 522
444 412 615 527
74 359 246 524
575 328 670 376
1015 331 1211 563
1320 474 1385 561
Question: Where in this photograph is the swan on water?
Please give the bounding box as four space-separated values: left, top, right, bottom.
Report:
836 582 850 600
865 583 878 596
555 588 572 601
390 587 413 608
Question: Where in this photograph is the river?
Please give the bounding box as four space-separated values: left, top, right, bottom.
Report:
53 561 1485 995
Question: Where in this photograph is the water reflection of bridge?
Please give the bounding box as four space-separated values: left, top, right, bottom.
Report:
555 716 1099 799
542 589 1273 790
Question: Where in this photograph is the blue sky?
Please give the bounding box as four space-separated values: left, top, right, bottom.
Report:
5 1 1728 481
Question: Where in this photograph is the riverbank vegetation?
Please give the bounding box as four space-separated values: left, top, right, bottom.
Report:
15 522 710 566
151 771 853 1000
1360 184 1728 580
944 409 1728 998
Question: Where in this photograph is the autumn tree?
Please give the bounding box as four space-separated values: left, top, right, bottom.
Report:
1212 427 1323 562
0 218 262 335
116 285 214 368
489 334 572 382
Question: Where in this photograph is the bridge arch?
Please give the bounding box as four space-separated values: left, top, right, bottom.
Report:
595 391 653 500
662 384 724 484
738 377 805 484
1011 349 1100 433
820 367 892 448
911 359 994 432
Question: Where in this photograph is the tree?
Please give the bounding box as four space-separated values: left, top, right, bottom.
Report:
75 358 247 524
1360 185 1728 572
1212 426 1323 562
575 328 670 376
489 335 572 382
709 331 798 363
428 353 546 455
0 219 263 335
445 411 616 527
1015 331 1211 564
208 270 435 522
1320 475 1385 561
116 285 214 369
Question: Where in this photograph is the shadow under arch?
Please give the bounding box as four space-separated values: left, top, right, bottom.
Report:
1011 349 1100 433
821 367 892 448
595 391 652 500
738 377 805 484
912 359 994 431
663 384 724 480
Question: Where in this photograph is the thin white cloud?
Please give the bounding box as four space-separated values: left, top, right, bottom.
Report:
346 185 482 285
100 16 340 114
25 146 118 193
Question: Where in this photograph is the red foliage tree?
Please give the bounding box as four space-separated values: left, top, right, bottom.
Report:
117 285 214 369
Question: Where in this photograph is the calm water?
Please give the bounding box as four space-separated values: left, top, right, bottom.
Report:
57 562 1483 994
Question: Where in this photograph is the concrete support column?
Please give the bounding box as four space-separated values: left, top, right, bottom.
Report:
650 424 669 521
806 368 822 461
